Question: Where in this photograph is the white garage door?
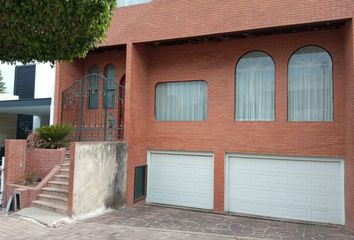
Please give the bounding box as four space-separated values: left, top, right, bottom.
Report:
147 151 214 209
226 154 344 224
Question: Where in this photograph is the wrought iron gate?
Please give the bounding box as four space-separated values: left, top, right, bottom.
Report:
61 74 125 141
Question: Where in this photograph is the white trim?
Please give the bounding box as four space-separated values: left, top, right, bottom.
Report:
224 152 229 212
0 157 5 206
224 153 345 224
147 150 214 209
225 153 342 163
149 150 214 157
340 159 346 224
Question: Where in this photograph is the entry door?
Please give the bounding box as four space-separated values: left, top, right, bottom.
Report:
226 154 344 224
147 151 214 209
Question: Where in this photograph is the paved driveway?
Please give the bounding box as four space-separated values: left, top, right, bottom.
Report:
2 205 354 240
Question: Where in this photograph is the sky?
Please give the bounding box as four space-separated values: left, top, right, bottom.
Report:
0 63 15 94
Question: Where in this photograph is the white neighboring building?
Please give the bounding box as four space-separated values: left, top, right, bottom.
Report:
0 63 55 158
0 63 55 125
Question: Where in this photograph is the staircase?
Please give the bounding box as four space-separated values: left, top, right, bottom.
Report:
31 151 70 215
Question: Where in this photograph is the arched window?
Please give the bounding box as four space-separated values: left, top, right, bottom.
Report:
104 64 116 109
288 46 333 121
235 51 275 121
87 65 99 109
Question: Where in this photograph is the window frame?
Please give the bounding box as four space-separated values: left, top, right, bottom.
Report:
287 45 334 122
104 64 116 109
154 80 208 122
87 65 99 110
234 50 276 122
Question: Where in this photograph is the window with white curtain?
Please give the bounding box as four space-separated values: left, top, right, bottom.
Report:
87 65 99 109
288 46 333 121
155 81 207 121
116 0 151 7
235 51 275 121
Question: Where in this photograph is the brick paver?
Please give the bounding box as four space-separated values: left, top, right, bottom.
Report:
2 206 354 240
0 211 49 239
86 205 354 240
15 223 242 240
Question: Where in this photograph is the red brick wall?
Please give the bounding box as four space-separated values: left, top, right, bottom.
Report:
54 60 85 124
104 0 353 45
344 21 354 231
53 0 354 228
3 140 27 205
54 50 126 131
4 140 27 185
26 148 66 178
3 140 66 207
140 28 345 211
56 27 348 212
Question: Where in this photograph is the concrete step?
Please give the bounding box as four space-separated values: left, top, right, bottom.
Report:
53 175 69 182
47 181 69 190
32 200 67 215
59 169 70 176
38 194 68 205
60 165 70 170
41 187 68 198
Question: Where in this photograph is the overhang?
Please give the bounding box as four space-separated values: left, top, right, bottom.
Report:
0 98 51 116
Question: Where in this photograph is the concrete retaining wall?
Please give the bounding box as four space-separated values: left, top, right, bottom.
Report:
71 142 128 217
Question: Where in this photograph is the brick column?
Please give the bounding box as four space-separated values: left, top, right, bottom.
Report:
214 150 224 212
3 140 27 205
124 43 150 206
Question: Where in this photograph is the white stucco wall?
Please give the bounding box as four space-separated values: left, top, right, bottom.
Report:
34 63 55 125
0 94 19 101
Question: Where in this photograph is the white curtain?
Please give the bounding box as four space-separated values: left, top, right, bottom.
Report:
117 0 151 7
288 46 333 121
236 51 275 121
155 81 207 121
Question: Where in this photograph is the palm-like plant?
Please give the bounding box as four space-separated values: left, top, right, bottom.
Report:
36 124 74 149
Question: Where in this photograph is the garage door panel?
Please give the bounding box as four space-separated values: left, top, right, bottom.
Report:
148 152 214 210
226 155 344 224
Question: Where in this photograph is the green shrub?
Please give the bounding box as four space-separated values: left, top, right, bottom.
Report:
36 124 74 149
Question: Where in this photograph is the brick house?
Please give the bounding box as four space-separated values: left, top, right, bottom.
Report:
54 0 354 230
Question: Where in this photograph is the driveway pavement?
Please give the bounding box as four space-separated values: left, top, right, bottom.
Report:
1 206 354 240
85 205 354 240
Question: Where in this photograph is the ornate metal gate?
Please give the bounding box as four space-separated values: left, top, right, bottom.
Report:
61 74 125 141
